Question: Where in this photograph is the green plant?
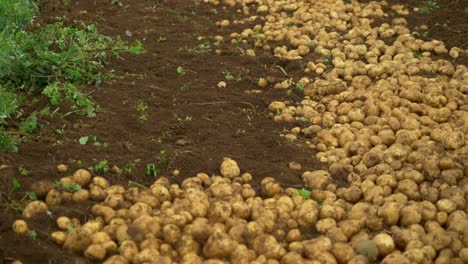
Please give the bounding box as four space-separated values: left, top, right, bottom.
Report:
295 82 305 92
422 31 430 39
323 53 333 64
90 160 110 173
26 191 37 200
121 159 140 175
0 2 142 152
412 50 423 58
12 177 20 190
111 0 123 7
53 181 81 192
27 229 38 240
145 163 159 177
464 7 468 14
225 72 241 81
297 188 311 199
176 66 185 75
136 100 148 121
419 0 439 14
157 36 167 42
18 166 30 176
299 116 309 122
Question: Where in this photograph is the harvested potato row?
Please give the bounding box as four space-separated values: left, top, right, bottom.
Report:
15 162 468 263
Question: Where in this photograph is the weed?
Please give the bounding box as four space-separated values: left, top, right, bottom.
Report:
157 36 167 42
136 100 148 121
422 31 430 39
276 109 282 116
53 181 81 192
299 116 309 122
90 160 110 173
323 53 333 64
0 2 142 151
111 0 124 7
297 188 311 199
18 166 30 176
28 229 38 240
412 50 423 58
419 0 439 14
177 116 192 122
295 82 305 92
79 136 89 145
179 41 212 54
145 163 159 177
12 177 20 190
465 7 468 14
176 66 186 75
26 191 37 200
225 72 242 81
121 159 141 175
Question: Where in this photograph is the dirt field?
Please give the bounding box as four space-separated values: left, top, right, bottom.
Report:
0 0 466 263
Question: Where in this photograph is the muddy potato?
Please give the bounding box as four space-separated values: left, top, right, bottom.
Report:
399 203 422 226
252 234 285 259
331 242 355 264
63 227 91 253
73 169 92 186
22 201 48 218
45 189 62 206
220 157 240 179
119 240 139 261
103 255 129 264
72 189 90 202
12 219 28 234
89 185 107 201
30 180 54 198
84 243 107 261
203 230 233 258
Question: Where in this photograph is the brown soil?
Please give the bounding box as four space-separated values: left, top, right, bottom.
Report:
0 0 466 263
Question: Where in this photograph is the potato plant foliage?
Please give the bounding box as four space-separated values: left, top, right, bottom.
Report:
0 0 142 151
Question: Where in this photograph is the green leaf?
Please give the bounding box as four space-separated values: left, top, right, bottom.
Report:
297 188 311 199
13 177 20 190
26 191 37 200
79 136 89 145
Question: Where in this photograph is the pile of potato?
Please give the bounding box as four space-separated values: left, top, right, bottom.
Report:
209 0 468 263
15 156 468 263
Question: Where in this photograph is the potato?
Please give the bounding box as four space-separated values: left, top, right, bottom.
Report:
399 204 422 226
89 185 107 201
381 251 411 264
29 180 54 198
119 240 139 260
12 219 28 234
45 189 62 206
22 201 48 218
203 230 233 258
72 189 90 202
84 243 107 261
302 170 330 190
51 231 67 245
316 218 336 234
220 157 240 179
63 227 91 253
303 236 332 258
56 216 72 231
372 233 395 256
163 224 181 245
296 200 319 228
252 234 285 259
73 169 92 186
103 255 129 264
331 242 355 263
